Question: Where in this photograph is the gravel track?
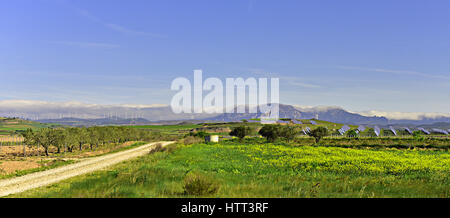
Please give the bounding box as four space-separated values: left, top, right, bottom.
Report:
0 141 174 197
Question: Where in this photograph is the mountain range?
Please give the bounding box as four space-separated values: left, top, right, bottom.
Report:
0 100 449 127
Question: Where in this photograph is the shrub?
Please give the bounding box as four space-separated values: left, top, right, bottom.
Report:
187 131 210 138
182 136 203 145
230 126 253 140
413 131 425 142
279 125 298 142
149 143 164 154
164 143 178 153
346 129 358 138
308 127 329 143
258 125 281 142
183 172 220 196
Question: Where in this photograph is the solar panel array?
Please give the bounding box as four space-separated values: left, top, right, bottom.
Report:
418 127 430 135
404 127 413 135
431 128 449 135
389 126 397 136
374 126 380 136
310 120 317 125
338 125 350 135
277 120 290 124
247 119 260 123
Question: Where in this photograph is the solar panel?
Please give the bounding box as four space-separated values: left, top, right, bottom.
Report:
374 126 380 136
357 125 365 132
293 120 303 124
247 119 260 123
404 127 412 135
338 125 350 135
310 120 317 125
277 120 290 124
418 127 430 135
302 129 307 135
431 128 449 135
304 127 311 134
389 126 397 136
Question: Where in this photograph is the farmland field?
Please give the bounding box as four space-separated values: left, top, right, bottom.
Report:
1 120 449 198
0 117 62 135
13 140 449 198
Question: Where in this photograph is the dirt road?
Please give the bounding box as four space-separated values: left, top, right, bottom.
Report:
0 141 174 197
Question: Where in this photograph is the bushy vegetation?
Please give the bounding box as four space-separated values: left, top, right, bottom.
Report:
292 137 450 150
183 172 220 196
307 126 329 143
229 126 253 140
20 126 175 156
258 125 282 142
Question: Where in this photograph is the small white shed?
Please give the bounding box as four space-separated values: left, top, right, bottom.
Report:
205 135 219 143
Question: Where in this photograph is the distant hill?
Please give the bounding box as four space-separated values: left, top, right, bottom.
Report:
37 117 151 127
210 104 302 121
211 104 388 125
417 122 450 130
0 117 62 135
294 106 388 125
1 100 448 126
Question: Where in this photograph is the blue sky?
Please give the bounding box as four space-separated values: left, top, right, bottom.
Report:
1 0 449 113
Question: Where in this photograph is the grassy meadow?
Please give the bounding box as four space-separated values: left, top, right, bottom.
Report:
13 140 449 198
0 117 62 135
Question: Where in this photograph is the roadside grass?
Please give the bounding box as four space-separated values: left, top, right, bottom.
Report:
0 159 76 180
12 142 450 198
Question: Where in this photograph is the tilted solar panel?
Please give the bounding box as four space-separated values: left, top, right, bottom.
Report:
302 127 311 134
389 126 397 136
293 120 302 124
418 127 430 135
431 128 449 135
374 126 380 136
310 120 317 125
404 127 412 135
357 125 365 132
338 125 350 135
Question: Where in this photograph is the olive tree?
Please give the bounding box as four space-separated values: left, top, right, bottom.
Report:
230 126 252 141
258 125 281 142
308 127 328 143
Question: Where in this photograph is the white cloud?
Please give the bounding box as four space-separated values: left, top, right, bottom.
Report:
289 81 321 88
354 110 450 120
0 100 167 110
51 41 120 48
77 9 166 38
104 23 166 38
293 105 343 112
338 66 450 80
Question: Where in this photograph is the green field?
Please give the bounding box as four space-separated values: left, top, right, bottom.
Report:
13 141 449 198
130 124 201 130
0 117 62 135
